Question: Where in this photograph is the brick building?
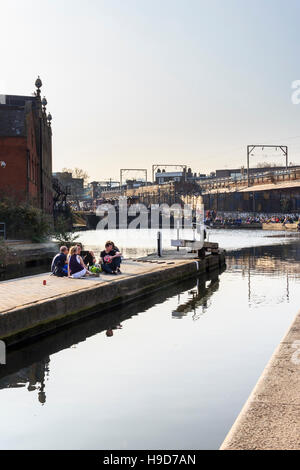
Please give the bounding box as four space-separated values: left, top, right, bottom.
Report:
0 78 53 213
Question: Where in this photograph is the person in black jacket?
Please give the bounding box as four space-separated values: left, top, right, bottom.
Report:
83 250 96 267
100 242 122 275
51 246 68 277
105 241 122 273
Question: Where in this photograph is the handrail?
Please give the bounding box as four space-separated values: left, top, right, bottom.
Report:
198 167 300 187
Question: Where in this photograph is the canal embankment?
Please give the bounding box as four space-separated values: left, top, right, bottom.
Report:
0 241 57 274
0 252 225 347
220 309 300 450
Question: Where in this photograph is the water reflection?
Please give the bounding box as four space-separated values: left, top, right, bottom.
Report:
226 242 300 276
0 270 223 406
172 271 220 320
226 242 300 307
1 239 300 450
0 359 49 405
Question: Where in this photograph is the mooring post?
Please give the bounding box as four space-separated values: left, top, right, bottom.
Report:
157 231 162 257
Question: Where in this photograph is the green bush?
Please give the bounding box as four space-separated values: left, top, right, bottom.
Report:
0 239 7 266
53 216 79 247
0 199 52 242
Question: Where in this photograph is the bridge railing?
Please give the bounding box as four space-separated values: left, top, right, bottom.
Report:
199 167 300 188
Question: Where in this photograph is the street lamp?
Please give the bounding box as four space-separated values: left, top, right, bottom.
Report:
0 161 6 168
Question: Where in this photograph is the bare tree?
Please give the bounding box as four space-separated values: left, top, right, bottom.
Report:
62 167 89 182
60 168 89 209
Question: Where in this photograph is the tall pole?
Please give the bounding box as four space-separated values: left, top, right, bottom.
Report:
157 231 162 257
247 146 250 187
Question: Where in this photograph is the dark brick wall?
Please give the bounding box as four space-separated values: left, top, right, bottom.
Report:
0 101 53 213
0 136 28 202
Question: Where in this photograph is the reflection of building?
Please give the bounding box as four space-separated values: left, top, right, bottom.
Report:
226 244 299 306
0 78 53 213
0 358 49 405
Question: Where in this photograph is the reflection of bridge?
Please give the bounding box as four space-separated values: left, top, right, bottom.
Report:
172 270 221 320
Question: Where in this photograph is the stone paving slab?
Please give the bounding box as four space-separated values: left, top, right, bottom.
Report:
0 257 206 346
0 259 179 314
222 402 300 450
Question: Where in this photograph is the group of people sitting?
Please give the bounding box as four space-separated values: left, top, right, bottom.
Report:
51 241 122 279
205 210 300 227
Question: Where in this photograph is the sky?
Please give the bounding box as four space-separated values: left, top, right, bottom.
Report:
1 0 300 181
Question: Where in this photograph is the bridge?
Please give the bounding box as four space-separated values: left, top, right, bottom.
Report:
198 167 300 192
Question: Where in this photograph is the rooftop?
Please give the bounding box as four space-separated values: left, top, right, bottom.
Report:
0 105 26 137
0 93 39 137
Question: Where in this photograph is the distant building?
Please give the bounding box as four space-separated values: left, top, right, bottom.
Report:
155 170 185 184
126 179 146 189
215 166 300 179
89 181 121 200
0 77 53 213
155 167 199 184
53 172 84 200
90 181 100 199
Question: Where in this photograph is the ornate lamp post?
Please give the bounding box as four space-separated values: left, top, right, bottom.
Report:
47 112 52 127
42 96 47 113
35 76 42 97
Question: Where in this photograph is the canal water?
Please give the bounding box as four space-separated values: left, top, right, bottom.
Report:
75 227 297 256
0 231 299 449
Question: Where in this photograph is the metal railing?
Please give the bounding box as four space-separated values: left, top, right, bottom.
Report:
199 167 300 187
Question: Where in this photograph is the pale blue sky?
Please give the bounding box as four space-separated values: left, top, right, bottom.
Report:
1 0 300 180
